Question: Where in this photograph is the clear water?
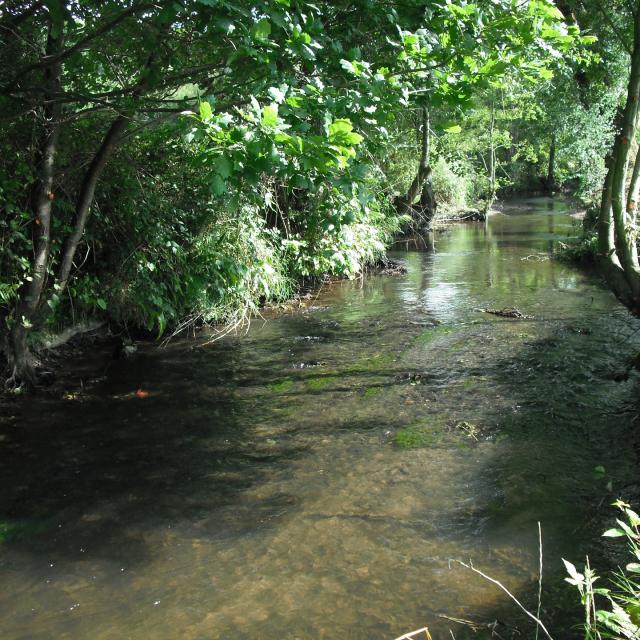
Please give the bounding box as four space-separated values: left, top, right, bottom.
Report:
1 197 639 639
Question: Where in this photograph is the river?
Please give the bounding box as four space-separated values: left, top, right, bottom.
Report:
1 197 639 639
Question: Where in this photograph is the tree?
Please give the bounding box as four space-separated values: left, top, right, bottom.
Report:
0 0 584 385
590 0 640 312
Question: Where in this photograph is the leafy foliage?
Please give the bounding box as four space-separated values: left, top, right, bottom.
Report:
564 501 640 640
0 0 593 371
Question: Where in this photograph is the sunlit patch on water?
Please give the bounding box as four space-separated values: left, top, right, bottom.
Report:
1 198 639 639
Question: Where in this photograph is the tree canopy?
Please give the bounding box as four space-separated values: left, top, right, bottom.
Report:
0 0 628 384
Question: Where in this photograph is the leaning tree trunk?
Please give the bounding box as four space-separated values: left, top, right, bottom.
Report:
597 10 640 313
55 115 128 293
625 137 640 224
53 41 164 299
7 14 64 386
396 107 434 229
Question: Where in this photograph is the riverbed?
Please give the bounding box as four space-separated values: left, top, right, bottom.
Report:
1 197 639 639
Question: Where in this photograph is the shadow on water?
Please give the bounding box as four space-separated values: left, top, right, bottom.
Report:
1 197 640 639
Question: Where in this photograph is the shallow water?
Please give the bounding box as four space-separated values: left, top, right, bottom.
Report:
2 197 640 639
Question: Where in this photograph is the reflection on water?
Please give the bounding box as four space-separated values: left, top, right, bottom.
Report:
1 197 639 639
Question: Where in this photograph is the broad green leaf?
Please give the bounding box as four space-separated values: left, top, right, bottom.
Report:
199 101 213 121
252 18 271 41
328 119 363 147
261 104 279 128
441 122 462 134
210 175 226 196
213 155 232 179
602 528 626 537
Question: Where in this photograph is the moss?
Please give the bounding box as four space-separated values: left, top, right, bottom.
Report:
305 375 336 391
269 378 294 393
394 425 438 448
344 351 396 374
363 386 382 398
393 418 445 448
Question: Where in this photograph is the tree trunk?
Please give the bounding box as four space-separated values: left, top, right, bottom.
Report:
609 16 640 304
396 107 433 228
55 115 129 293
485 104 497 214
626 138 640 219
547 133 556 192
418 109 436 223
7 12 64 386
597 13 640 313
598 153 618 260
54 40 164 297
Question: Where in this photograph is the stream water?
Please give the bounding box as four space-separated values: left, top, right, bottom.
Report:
2 197 640 639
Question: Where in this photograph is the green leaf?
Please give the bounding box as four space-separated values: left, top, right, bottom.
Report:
213 155 232 179
602 528 626 537
328 119 363 147
329 119 353 135
625 508 640 526
617 518 636 537
210 175 226 195
252 18 271 41
441 122 462 134
199 101 213 121
261 104 279 128
157 312 166 338
628 604 640 625
96 298 107 310
562 559 584 585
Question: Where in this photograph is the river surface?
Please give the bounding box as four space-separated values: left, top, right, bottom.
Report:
2 197 640 639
